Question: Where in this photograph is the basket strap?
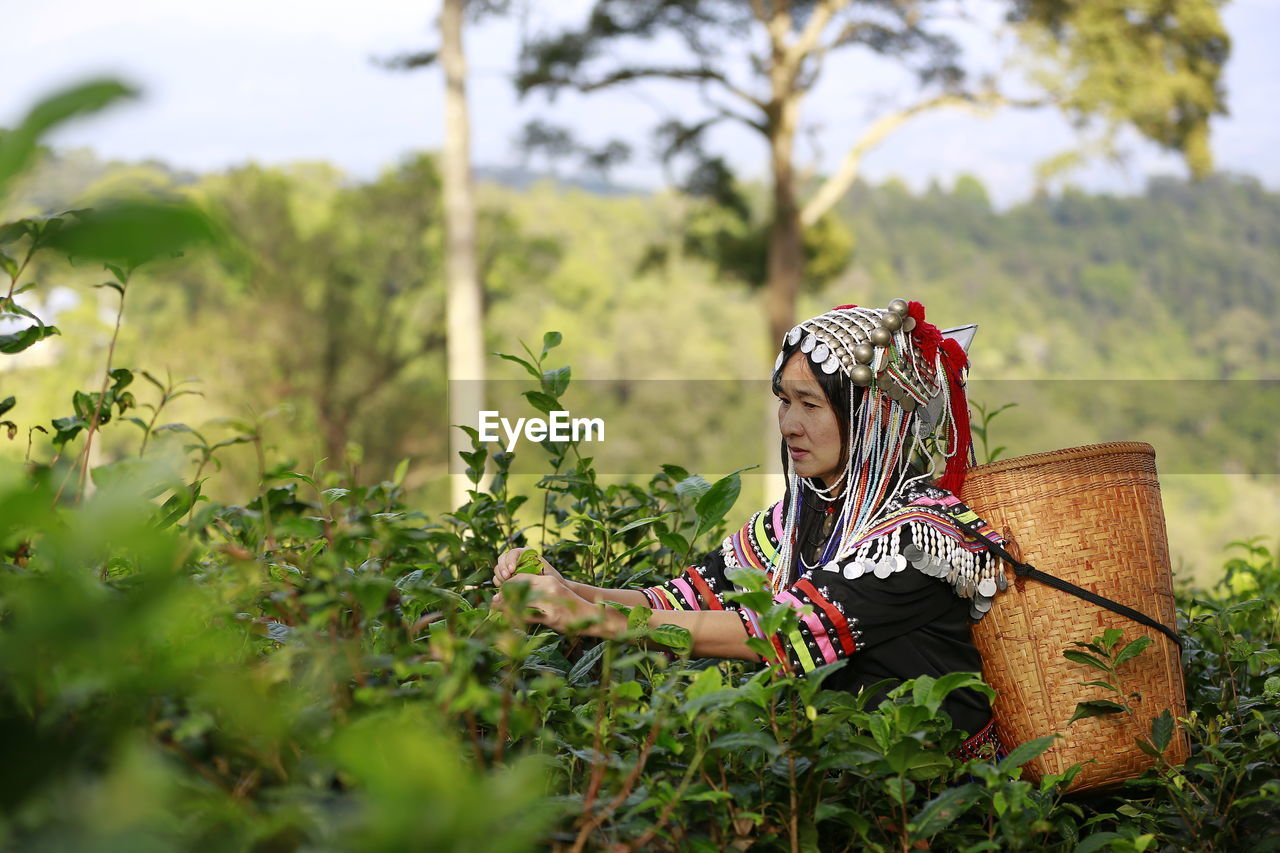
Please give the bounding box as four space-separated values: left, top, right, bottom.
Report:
944 511 1183 649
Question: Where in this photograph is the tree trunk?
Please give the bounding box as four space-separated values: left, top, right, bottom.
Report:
440 0 485 510
761 85 805 505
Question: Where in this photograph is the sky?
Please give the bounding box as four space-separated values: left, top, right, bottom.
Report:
3 0 1277 209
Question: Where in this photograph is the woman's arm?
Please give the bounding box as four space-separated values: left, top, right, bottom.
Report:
492 546 648 606
564 580 648 607
492 572 760 661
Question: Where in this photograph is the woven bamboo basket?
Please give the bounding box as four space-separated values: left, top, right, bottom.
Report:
961 442 1189 793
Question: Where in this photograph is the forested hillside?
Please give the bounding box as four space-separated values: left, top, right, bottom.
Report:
2 150 1276 580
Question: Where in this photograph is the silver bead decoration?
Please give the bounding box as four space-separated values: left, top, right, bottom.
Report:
902 316 916 333
850 365 873 387
801 333 817 353
870 327 892 347
853 343 874 364
887 298 909 316
882 312 903 332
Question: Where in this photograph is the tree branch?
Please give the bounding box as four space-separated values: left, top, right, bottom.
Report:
787 0 851 70
576 66 764 110
801 89 1050 225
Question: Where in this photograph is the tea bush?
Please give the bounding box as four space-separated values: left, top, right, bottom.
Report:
2 83 1277 853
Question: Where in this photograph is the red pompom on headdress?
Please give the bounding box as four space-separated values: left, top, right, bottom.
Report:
908 300 972 495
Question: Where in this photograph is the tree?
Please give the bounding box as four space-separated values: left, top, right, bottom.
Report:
383 0 513 508
517 0 1230 350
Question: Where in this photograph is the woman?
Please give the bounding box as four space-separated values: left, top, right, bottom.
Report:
492 299 1007 754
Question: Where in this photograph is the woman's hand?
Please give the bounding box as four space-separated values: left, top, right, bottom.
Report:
491 573 607 635
492 546 563 587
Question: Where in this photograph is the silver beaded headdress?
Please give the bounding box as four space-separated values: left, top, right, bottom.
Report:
770 299 980 593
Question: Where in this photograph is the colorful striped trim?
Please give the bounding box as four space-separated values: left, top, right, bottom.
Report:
847 509 992 555
685 567 724 611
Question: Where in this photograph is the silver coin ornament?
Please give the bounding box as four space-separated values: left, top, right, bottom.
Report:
997 571 1009 592
975 596 993 613
801 333 817 353
787 326 802 345
822 356 841 374
977 578 997 598
902 544 923 562
843 562 865 580
823 561 841 573
812 343 830 362
873 560 893 579
774 351 784 372
890 554 907 573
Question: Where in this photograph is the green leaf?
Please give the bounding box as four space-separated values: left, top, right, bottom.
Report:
657 531 690 556
1080 680 1120 693
627 604 652 631
908 783 982 839
997 735 1056 773
694 468 750 539
43 198 219 267
515 549 543 574
0 323 59 354
1150 709 1174 752
613 513 673 538
1074 832 1122 853
392 457 410 486
1068 699 1127 724
0 80 138 191
708 731 777 753
541 365 570 397
0 396 14 418
492 350 541 379
566 642 607 685
0 252 16 278
651 623 692 653
1113 635 1153 666
1063 649 1111 673
523 390 560 414
675 474 711 502
541 330 562 356
1100 628 1125 651
93 280 125 297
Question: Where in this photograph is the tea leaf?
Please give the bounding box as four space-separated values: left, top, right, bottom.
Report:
1068 700 1127 724
1113 635 1153 666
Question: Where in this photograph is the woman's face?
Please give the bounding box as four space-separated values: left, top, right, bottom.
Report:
776 352 846 488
